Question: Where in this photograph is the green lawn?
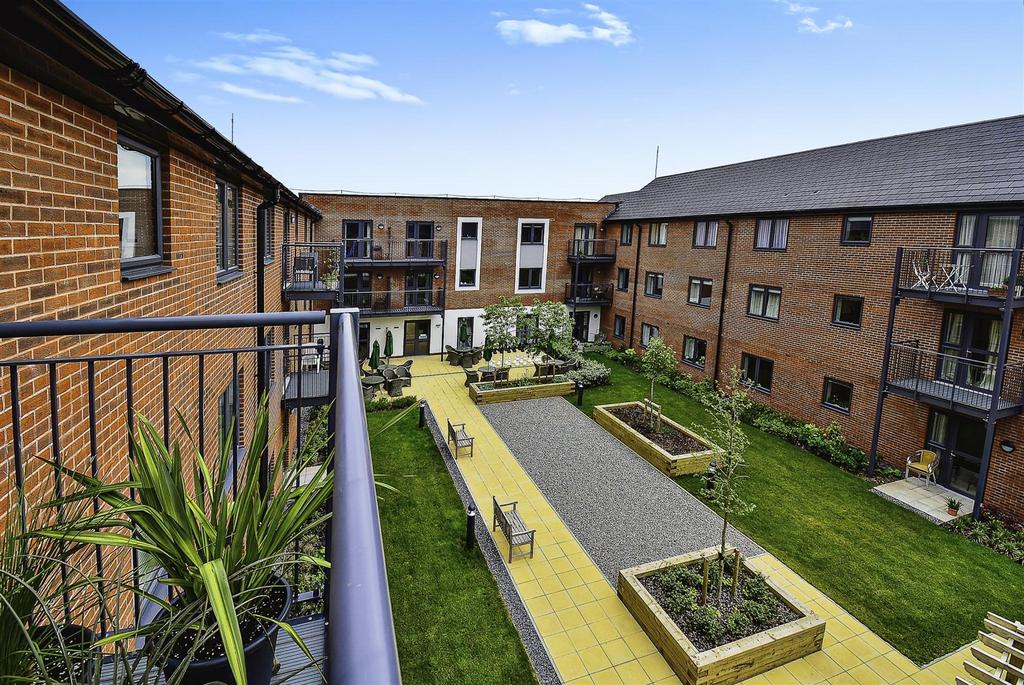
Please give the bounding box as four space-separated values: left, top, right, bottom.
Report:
574 355 1024 664
368 409 536 685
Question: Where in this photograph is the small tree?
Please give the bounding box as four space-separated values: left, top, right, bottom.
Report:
530 299 575 358
482 296 526 367
638 336 677 426
700 368 754 600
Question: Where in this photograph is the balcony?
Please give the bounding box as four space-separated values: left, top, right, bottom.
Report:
565 281 614 306
885 340 1024 420
567 238 617 263
0 310 401 684
283 242 344 301
895 246 1024 308
283 340 331 409
342 288 446 316
344 238 448 266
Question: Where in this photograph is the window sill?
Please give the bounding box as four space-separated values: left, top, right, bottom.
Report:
746 313 780 322
692 245 717 250
644 293 662 299
121 264 173 282
263 257 275 266
753 247 787 253
681 360 705 370
216 269 244 285
822 402 851 415
616 288 628 293
840 241 871 247
831 321 862 330
647 243 667 248
687 301 711 308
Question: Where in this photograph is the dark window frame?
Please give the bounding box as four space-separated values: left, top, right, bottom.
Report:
822 377 853 414
460 221 479 240
617 267 630 292
692 219 718 249
841 215 873 246
620 222 633 246
613 314 626 339
687 277 713 308
682 335 707 368
520 222 545 245
644 271 664 298
740 352 774 393
747 284 782 320
518 267 542 290
832 294 864 329
648 222 668 247
458 269 477 287
117 134 165 274
216 179 241 277
754 217 789 251
262 204 275 265
640 322 660 347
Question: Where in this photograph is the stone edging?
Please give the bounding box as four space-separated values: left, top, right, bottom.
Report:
421 401 561 685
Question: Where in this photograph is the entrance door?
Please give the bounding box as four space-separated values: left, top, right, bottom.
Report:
573 311 590 341
406 221 434 259
938 311 1000 392
925 411 985 497
403 319 431 356
343 220 371 259
456 316 474 348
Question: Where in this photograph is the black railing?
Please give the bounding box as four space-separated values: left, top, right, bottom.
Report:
567 238 617 260
343 288 446 315
344 238 448 263
283 242 344 297
887 340 1024 414
565 282 614 304
897 246 1024 302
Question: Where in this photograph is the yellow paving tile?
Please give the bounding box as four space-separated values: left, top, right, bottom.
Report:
579 645 613 672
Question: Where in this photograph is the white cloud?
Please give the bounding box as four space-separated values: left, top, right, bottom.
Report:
490 10 508 17
172 71 204 83
216 29 290 44
798 15 853 33
534 8 570 16
496 3 632 46
193 47 420 103
218 82 303 103
773 0 818 14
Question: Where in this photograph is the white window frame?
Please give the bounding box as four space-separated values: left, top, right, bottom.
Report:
514 218 550 295
455 216 482 292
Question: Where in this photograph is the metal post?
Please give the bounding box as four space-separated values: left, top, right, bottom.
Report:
418 399 426 428
576 380 584 407
868 246 904 476
465 504 477 550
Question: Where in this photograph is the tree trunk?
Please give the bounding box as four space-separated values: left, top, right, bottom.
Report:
649 378 656 428
718 512 728 600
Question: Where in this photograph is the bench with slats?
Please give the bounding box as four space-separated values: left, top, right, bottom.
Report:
447 418 474 459
492 496 536 562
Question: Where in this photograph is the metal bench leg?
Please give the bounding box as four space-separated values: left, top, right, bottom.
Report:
530 536 535 559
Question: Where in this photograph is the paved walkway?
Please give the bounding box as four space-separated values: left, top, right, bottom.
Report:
404 355 975 684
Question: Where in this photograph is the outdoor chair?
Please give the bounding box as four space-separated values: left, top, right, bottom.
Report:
386 377 404 398
394 364 412 388
938 262 969 292
911 259 934 291
445 345 461 366
480 368 495 382
496 366 510 381
292 253 318 286
471 347 483 364
362 385 376 401
460 353 476 369
464 367 480 387
906 449 939 485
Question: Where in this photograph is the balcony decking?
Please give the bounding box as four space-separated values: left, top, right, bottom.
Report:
887 376 1022 417
344 239 448 266
566 238 617 263
284 369 331 407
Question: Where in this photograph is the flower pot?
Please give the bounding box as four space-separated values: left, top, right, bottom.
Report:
947 507 960 516
40 624 98 685
162 575 293 685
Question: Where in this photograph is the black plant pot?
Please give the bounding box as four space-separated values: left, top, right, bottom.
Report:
39 624 98 685
162 575 293 685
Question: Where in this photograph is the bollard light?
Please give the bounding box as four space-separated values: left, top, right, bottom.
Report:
465 504 477 550
418 399 426 428
575 380 584 407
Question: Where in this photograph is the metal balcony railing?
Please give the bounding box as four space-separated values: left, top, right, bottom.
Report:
567 238 617 260
282 242 344 298
886 340 1024 416
342 288 446 315
897 246 1024 304
565 282 614 304
0 310 401 685
344 238 448 263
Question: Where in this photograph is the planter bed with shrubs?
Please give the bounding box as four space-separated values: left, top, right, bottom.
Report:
593 401 719 477
469 376 575 404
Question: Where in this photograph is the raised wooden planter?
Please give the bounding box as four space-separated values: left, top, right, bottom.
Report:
618 547 825 685
469 379 575 405
593 401 718 476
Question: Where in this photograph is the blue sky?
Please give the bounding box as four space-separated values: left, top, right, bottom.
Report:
70 0 1023 198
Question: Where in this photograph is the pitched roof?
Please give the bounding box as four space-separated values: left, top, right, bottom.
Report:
605 116 1024 221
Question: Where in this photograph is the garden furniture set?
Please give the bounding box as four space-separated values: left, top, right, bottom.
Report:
445 345 483 367
362 359 413 398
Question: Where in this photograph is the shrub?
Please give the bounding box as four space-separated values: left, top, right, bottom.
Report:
949 514 1024 564
725 609 752 636
567 359 611 388
740 599 775 627
663 585 699 615
740 572 772 603
366 395 418 413
688 604 725 643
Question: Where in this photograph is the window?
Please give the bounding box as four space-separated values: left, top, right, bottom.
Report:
459 269 477 287
460 221 479 239
694 220 718 248
648 222 668 246
613 315 626 339
640 323 660 346
755 218 789 250
741 353 774 392
216 180 239 272
218 375 240 448
117 137 162 270
518 267 542 290
842 216 873 245
456 217 482 290
688 277 713 307
822 378 853 413
283 209 293 243
456 316 474 348
620 223 633 245
644 272 664 298
832 295 863 328
262 205 274 263
520 222 545 244
617 268 630 291
683 336 707 368
747 285 781 320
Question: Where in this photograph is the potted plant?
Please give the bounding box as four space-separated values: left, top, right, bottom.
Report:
947 498 962 517
44 396 332 685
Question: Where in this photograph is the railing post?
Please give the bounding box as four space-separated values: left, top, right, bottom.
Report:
868 246 903 476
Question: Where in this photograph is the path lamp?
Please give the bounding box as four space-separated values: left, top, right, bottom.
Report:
465 504 477 550
575 380 585 407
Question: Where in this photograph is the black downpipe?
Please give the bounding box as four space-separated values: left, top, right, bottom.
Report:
711 220 735 383
627 224 643 348
255 186 280 495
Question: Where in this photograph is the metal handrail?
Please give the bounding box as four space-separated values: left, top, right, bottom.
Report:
326 309 401 684
567 237 617 258
887 342 1023 407
565 282 614 301
343 238 448 262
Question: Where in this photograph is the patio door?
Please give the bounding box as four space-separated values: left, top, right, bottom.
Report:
937 311 1000 392
954 213 1022 290
357 322 370 359
573 311 590 341
406 221 434 259
573 223 597 256
404 271 432 308
456 316 474 348
925 411 984 497
343 220 371 259
342 271 371 309
403 319 431 356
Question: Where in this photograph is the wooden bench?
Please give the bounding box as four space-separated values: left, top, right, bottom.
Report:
447 418 474 459
492 496 536 562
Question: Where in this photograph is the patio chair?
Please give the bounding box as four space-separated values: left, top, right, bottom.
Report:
911 258 934 291
395 364 412 388
471 347 483 364
905 449 939 485
464 367 480 387
460 353 476 369
386 377 404 398
496 366 510 381
445 345 461 366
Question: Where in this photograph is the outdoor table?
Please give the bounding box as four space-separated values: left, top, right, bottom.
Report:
362 375 384 394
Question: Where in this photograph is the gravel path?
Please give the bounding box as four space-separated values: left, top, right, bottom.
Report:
481 397 762 584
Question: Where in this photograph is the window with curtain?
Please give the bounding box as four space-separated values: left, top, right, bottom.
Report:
980 215 1017 287
640 323 659 346
694 220 718 248
748 285 781 319
613 315 626 339
644 272 664 298
688 277 712 307
648 222 668 246
683 336 707 367
755 218 789 250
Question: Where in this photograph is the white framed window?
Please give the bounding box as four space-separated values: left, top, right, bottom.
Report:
755 218 789 250
514 218 550 294
455 216 482 291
